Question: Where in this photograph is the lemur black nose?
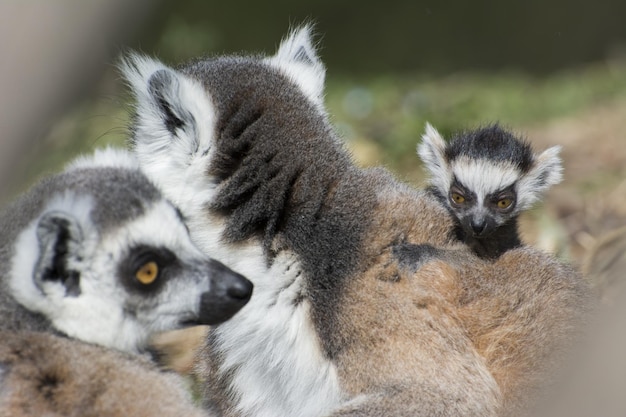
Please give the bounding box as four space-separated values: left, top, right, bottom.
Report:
471 219 487 235
227 275 254 300
197 260 253 326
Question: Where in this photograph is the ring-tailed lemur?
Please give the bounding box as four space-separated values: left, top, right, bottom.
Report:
0 147 251 416
0 147 253 354
418 123 563 259
124 26 590 417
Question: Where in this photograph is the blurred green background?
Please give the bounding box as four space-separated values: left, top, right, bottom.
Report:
10 0 626 261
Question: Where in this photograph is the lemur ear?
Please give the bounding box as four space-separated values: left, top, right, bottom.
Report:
265 25 326 108
34 211 83 297
121 53 211 166
417 123 450 191
517 145 563 210
146 69 195 136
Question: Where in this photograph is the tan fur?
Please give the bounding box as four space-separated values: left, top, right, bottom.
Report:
582 225 626 305
150 326 209 374
0 331 210 417
332 181 590 416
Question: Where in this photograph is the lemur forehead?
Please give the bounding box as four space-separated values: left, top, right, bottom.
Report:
445 126 534 173
55 165 163 233
100 199 200 262
451 156 521 196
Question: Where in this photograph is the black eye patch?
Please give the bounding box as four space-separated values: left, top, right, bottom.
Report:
118 245 180 294
486 184 517 206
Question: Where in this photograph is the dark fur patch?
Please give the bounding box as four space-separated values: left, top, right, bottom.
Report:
392 243 443 272
41 217 81 297
181 58 377 358
445 125 534 173
37 371 61 401
293 46 314 65
149 70 186 134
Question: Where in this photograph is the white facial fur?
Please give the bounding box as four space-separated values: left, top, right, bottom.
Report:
450 156 521 204
125 27 344 416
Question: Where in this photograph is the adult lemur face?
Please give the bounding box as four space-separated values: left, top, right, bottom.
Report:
1 147 252 354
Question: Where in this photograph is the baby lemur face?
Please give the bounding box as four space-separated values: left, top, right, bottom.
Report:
418 123 563 240
446 170 518 238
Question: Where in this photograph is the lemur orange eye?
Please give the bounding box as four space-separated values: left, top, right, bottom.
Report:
136 261 158 284
497 198 513 209
451 192 466 204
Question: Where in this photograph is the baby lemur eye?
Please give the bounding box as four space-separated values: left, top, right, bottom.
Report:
135 261 159 285
496 198 513 209
450 192 466 205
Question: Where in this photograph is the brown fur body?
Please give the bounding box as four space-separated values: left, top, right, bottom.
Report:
331 173 590 416
0 331 209 417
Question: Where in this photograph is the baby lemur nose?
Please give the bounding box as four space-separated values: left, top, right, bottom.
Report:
471 218 487 235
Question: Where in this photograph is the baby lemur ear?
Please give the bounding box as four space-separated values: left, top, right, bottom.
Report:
34 211 84 297
517 145 563 210
418 123 451 192
265 25 326 108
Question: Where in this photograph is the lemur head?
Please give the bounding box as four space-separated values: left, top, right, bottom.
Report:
4 148 252 353
119 25 327 210
417 123 562 238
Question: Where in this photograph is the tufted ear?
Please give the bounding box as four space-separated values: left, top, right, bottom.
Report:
417 123 451 192
34 211 84 297
121 53 219 186
516 145 563 210
265 25 326 108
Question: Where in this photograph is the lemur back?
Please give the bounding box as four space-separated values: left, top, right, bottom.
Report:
418 123 563 259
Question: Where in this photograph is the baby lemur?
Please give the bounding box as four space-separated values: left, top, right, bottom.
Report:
418 123 563 259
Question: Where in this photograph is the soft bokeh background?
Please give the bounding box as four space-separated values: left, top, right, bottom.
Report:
6 0 626 266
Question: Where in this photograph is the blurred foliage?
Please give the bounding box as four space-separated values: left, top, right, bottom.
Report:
326 60 626 180
10 56 625 200
137 0 626 75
